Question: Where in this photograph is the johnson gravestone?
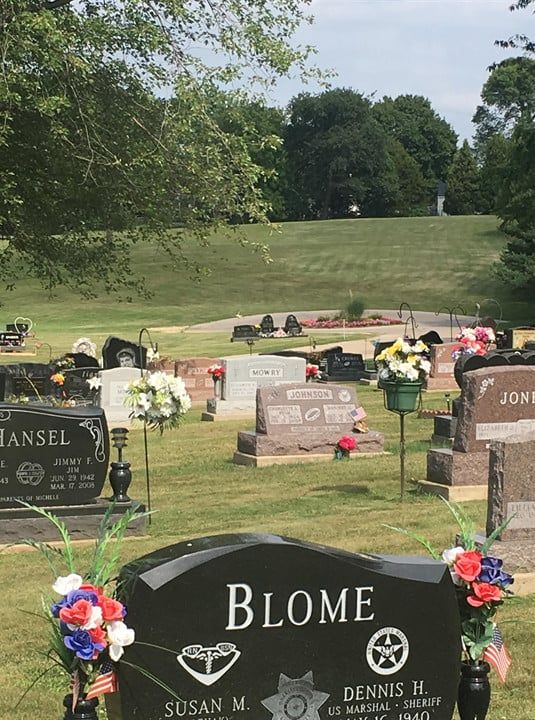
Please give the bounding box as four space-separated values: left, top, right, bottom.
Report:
110 534 461 720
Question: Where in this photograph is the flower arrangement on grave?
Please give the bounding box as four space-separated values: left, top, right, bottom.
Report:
452 327 496 359
387 499 513 681
207 363 225 380
334 434 357 460
375 338 431 384
17 504 143 715
124 371 191 432
306 363 320 381
50 371 66 386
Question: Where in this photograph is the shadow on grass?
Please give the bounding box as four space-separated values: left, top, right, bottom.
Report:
311 484 370 495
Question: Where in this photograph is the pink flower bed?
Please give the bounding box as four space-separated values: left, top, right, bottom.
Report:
301 316 400 329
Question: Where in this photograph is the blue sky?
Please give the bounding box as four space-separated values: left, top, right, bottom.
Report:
269 0 530 141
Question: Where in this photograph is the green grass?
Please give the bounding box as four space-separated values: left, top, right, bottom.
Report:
0 386 532 720
0 217 531 348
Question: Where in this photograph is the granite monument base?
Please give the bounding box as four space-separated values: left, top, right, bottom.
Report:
426 447 489 486
0 499 147 544
416 479 488 502
237 428 385 456
233 449 388 467
201 398 255 421
425 376 459 391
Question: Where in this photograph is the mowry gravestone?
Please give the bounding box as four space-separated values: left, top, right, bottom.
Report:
234 383 383 465
109 533 461 720
203 356 305 420
424 366 535 499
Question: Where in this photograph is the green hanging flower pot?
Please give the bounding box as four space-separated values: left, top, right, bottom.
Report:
380 380 422 412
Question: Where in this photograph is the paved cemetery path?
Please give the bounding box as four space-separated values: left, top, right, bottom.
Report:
189 309 478 356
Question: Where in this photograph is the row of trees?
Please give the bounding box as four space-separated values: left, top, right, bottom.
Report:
1 0 533 295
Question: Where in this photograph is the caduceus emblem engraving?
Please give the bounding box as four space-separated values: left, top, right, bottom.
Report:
176 642 241 686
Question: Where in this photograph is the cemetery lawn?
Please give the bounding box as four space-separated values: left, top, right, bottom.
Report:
0 387 532 720
0 216 532 344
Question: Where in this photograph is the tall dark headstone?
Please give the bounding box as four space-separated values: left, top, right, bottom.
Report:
0 404 109 508
111 534 461 720
102 336 147 370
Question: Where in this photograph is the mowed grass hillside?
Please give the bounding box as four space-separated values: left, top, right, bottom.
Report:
0 216 530 342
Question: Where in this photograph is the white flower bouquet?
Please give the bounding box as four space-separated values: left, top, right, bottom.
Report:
376 338 431 384
124 371 191 432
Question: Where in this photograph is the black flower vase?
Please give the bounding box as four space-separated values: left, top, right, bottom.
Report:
62 694 99 720
457 662 491 720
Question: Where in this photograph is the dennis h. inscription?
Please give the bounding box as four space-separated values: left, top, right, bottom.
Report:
0 404 109 508
112 534 460 720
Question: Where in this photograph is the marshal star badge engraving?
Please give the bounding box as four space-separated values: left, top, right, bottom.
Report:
366 627 409 675
261 671 330 720
176 642 241 686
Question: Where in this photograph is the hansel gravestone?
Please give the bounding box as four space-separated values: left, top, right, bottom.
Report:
110 534 461 720
0 404 109 508
102 336 147 370
175 358 217 403
100 367 140 423
234 383 383 465
424 366 535 499
203 356 305 420
426 343 460 391
487 433 535 541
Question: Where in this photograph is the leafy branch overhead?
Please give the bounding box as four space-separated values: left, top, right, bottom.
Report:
0 0 320 296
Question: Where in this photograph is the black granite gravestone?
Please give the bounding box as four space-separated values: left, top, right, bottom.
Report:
260 315 275 335
102 336 147 370
111 534 461 720
231 325 259 342
284 314 302 336
325 352 365 381
0 404 109 508
0 331 23 348
0 363 53 400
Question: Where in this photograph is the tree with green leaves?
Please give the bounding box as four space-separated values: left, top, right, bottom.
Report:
373 95 458 194
0 0 316 298
444 141 481 216
284 88 398 220
490 0 535 292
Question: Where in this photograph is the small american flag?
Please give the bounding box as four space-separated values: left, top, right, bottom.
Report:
483 625 511 683
85 659 118 700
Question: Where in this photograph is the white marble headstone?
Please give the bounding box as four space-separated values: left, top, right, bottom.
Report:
100 367 140 423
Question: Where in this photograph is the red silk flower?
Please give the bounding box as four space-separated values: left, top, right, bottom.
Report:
338 435 357 452
99 596 125 622
59 599 93 627
454 551 482 582
466 582 502 607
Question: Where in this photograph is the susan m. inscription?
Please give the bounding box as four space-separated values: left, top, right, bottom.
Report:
0 404 109 508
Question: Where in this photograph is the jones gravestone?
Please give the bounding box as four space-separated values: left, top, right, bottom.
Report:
0 404 109 508
110 534 461 720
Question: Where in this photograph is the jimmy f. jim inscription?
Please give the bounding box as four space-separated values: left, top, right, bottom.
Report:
0 404 109 507
111 534 460 720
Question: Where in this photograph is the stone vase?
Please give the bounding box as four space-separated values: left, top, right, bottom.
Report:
213 377 222 399
457 662 491 720
62 694 99 720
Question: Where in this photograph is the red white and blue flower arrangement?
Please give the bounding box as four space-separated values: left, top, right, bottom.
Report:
16 502 156 714
388 499 513 682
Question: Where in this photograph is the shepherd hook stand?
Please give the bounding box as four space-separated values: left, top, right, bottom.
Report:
382 391 422 500
138 327 158 524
